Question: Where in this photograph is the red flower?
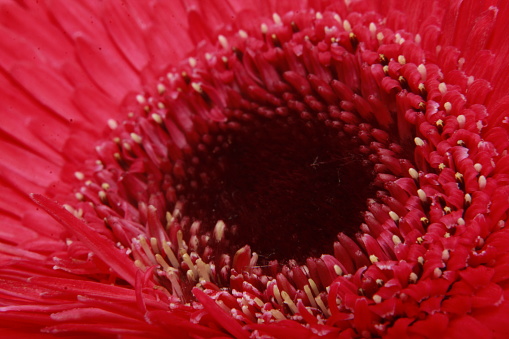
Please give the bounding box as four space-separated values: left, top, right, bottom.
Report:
1 1 509 338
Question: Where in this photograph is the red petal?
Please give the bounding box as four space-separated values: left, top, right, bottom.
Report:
31 194 137 286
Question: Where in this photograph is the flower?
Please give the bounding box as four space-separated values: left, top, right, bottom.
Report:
1 0 509 338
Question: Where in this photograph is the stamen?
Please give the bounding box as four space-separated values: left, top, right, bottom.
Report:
214 220 226 242
389 211 399 222
444 102 452 113
304 285 318 307
392 235 402 245
270 309 286 320
417 189 427 202
74 172 85 180
162 241 179 268
457 115 466 128
218 35 229 49
272 13 282 25
408 168 419 180
438 83 447 95
157 83 166 94
343 20 352 32
414 137 425 146
479 175 487 189
315 296 331 317
130 133 142 144
309 279 320 296
107 119 118 130
151 113 163 124
281 291 298 314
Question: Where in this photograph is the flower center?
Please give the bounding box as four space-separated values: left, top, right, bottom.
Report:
178 110 376 262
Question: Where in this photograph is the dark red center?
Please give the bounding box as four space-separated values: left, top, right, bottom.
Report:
178 113 377 263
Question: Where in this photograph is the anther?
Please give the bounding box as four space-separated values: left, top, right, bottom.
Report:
162 241 179 268
304 285 318 308
151 113 163 124
181 72 191 84
191 82 203 93
74 172 85 180
369 22 377 36
343 20 352 32
130 133 142 144
273 285 284 306
272 13 282 25
136 94 146 104
261 23 268 35
444 102 452 113
308 279 320 296
457 115 466 128
379 54 388 65
438 82 447 95
409 168 419 180
218 35 229 49
155 254 171 271
414 137 425 146
315 296 331 317
392 235 402 245
214 220 226 242
441 250 450 261
417 189 427 202
238 30 248 39
455 172 464 188
389 211 400 222
418 83 427 97
271 34 281 48
417 64 427 81
398 76 408 88
107 119 118 130
270 309 286 320
98 191 107 202
290 21 299 33
478 175 487 189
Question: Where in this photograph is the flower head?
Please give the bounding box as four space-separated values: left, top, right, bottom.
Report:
1 0 509 338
